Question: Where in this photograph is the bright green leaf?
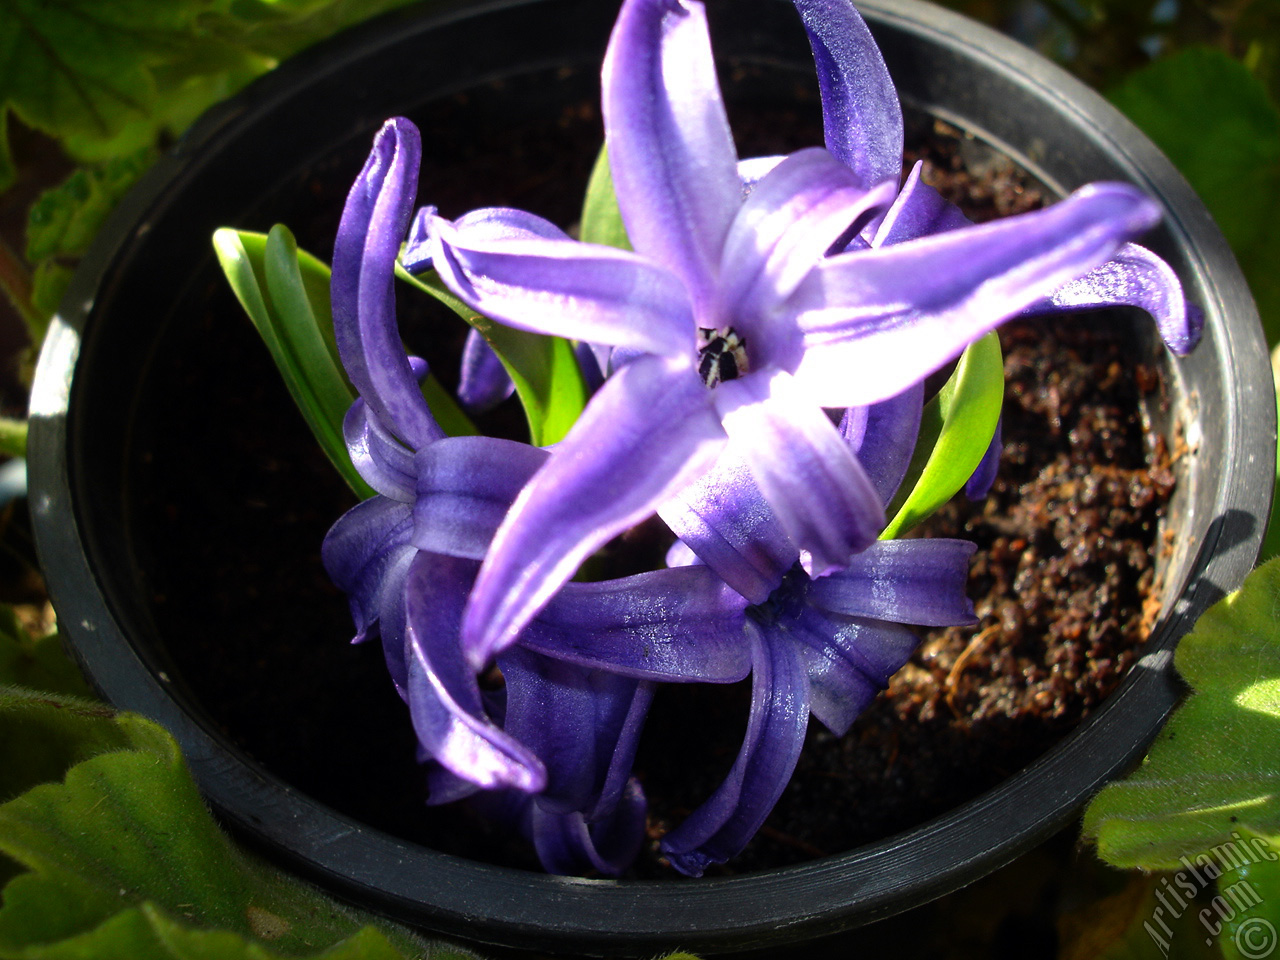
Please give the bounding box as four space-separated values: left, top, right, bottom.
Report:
396 267 588 446
0 714 430 958
214 226 373 497
1083 557 1280 869
1215 831 1280 960
579 146 631 251
0 418 24 461
0 0 235 157
1108 48 1280 348
215 227 478 491
881 332 1003 539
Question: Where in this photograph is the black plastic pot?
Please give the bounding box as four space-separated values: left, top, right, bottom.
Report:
28 0 1274 955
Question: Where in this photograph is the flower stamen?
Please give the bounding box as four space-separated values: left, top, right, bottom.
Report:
697 326 749 387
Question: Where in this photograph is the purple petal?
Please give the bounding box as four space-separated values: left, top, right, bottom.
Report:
332 118 443 449
403 205 573 274
501 647 652 816
792 0 903 191
412 436 548 560
430 215 693 357
529 779 648 877
838 379 925 506
660 630 810 876
805 538 978 626
871 161 971 246
458 328 516 413
602 0 740 316
965 415 1002 500
462 355 726 665
738 156 784 193
342 398 417 502
786 182 1163 406
403 553 546 792
720 150 896 333
521 566 750 682
321 496 414 648
790 605 919 734
715 368 884 575
1025 242 1202 355
658 452 797 604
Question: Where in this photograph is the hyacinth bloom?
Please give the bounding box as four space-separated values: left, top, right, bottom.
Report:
324 116 752 871
653 382 976 875
415 0 1189 675
317 0 1204 878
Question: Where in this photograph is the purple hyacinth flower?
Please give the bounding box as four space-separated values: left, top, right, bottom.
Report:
325 119 751 870
658 397 977 875
417 0 1162 671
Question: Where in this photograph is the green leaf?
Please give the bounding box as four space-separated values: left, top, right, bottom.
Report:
0 687 122 807
881 332 1003 539
0 612 90 701
0 713 432 958
13 905 426 960
1214 832 1280 960
214 226 374 497
25 152 155 263
0 0 231 158
1108 48 1280 349
0 418 25 460
396 267 588 446
579 146 631 251
1083 557 1280 869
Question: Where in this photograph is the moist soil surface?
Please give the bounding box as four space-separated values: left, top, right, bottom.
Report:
125 64 1177 877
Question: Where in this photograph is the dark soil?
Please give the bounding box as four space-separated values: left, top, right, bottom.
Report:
120 63 1177 878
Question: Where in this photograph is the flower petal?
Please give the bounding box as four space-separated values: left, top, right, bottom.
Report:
521 566 750 681
430 215 693 357
342 398 417 502
790 605 919 734
332 118 443 449
321 495 414 645
1026 242 1202 355
412 436 548 560
403 553 546 792
658 451 797 604
805 538 978 626
458 328 516 413
660 629 810 876
715 368 884 575
965 415 1002 500
529 779 648 877
787 182 1163 406
838 379 924 507
792 0 903 191
462 355 726 665
402 205 573 273
871 161 971 246
720 149 896 335
602 0 740 315
500 647 652 815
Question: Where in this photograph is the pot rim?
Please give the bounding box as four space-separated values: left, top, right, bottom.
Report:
27 0 1274 954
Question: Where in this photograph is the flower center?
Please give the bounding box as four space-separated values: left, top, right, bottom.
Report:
745 561 810 627
696 326 749 387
